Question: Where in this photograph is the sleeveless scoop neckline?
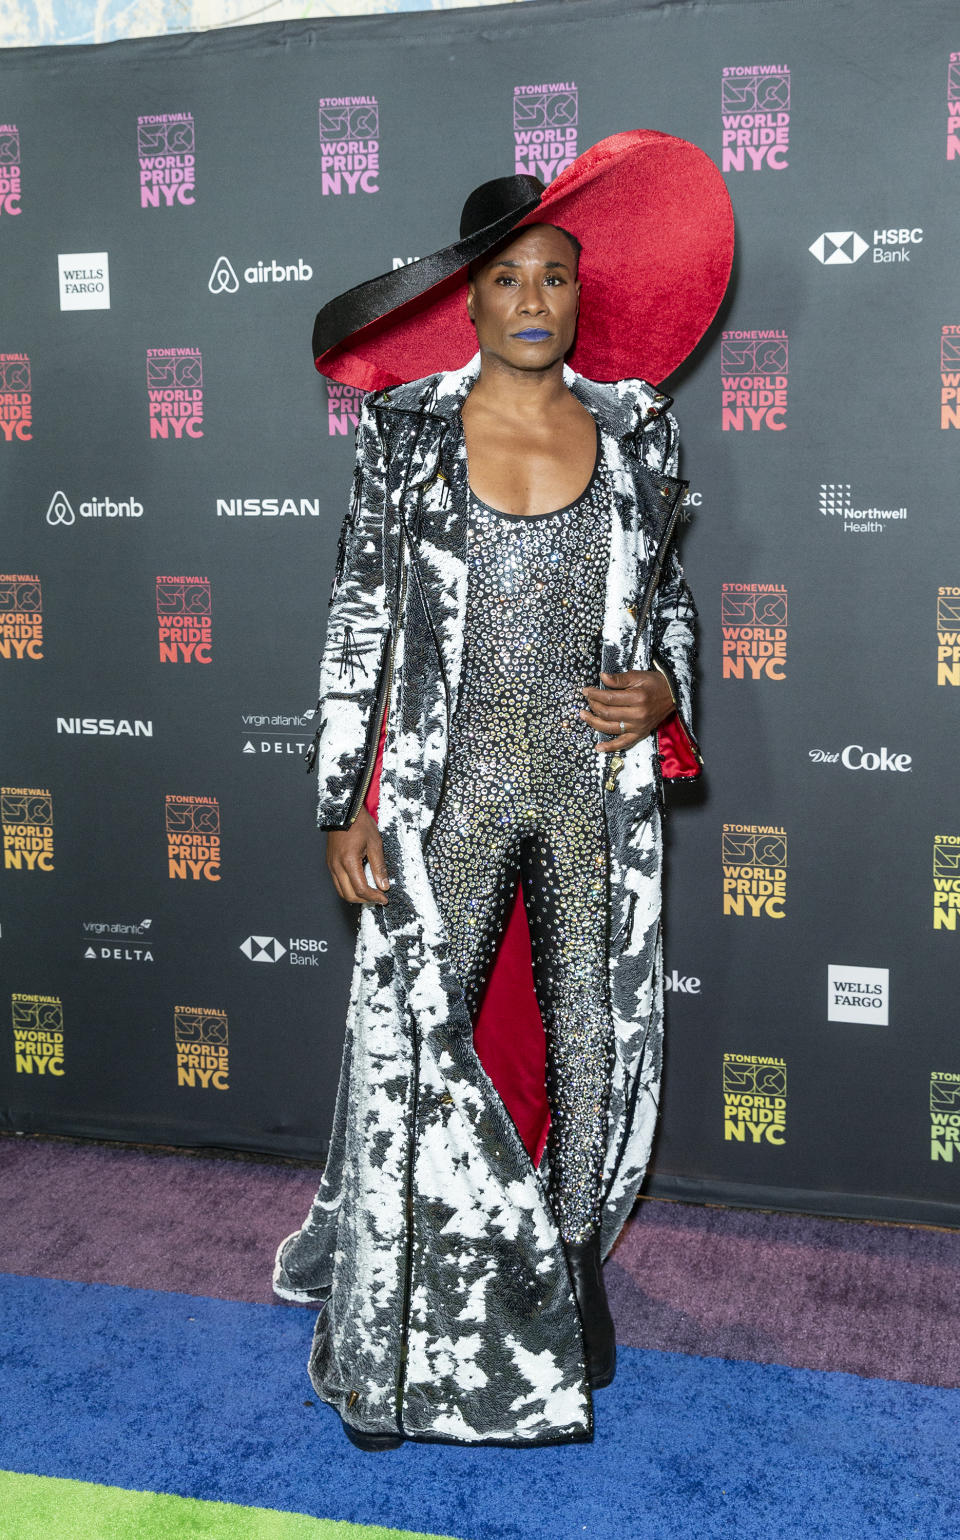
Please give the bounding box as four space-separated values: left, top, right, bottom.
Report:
468 420 603 522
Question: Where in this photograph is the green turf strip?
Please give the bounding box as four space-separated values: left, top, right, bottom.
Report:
0 1471 456 1540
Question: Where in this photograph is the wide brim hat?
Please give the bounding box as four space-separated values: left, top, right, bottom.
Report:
312 130 734 391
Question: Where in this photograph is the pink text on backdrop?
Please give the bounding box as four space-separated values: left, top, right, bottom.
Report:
721 332 788 431
721 67 790 171
138 114 195 209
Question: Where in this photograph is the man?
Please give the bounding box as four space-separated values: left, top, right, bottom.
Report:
274 131 733 1451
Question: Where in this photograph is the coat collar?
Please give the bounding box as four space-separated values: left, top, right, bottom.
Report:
372 351 673 447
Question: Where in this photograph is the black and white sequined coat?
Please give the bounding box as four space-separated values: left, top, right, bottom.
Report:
274 353 700 1446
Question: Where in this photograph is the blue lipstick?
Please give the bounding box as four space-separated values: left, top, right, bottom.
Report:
513 328 552 341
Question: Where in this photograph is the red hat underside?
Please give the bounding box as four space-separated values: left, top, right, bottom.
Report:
317 134 734 392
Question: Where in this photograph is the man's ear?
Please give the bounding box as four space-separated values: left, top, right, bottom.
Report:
466 278 476 320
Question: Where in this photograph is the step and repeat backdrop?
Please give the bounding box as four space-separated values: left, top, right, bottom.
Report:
1 0 957 1223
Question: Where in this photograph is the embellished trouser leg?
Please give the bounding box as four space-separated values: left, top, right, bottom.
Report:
423 758 615 1244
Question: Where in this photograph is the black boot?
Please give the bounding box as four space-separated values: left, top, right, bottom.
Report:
564 1232 616 1390
341 1419 404 1452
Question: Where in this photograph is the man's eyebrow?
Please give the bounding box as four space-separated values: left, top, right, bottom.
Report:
490 258 570 270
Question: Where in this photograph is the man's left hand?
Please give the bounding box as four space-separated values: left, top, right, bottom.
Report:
579 669 675 753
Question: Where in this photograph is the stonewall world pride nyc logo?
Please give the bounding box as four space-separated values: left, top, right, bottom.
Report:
721 66 790 171
166 795 220 881
0 574 43 660
948 56 960 161
723 1054 787 1144
721 584 787 679
0 354 31 442
157 576 212 663
175 1006 229 1090
2 787 53 871
721 333 787 430
326 382 363 435
722 825 787 918
318 98 379 195
941 326 960 429
937 588 960 686
931 1072 960 1161
147 349 203 440
933 835 960 932
513 83 578 183
138 114 195 208
0 125 21 216
12 995 63 1077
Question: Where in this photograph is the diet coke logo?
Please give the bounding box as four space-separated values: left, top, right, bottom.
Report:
809 745 912 771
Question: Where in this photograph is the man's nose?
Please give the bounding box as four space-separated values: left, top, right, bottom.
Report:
518 284 548 314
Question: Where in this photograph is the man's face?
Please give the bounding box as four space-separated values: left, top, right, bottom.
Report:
466 224 580 372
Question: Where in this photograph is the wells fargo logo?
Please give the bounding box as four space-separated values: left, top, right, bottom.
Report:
937 588 960 684
165 795 220 881
721 584 787 679
942 327 960 429
0 574 42 659
175 1006 229 1090
157 576 211 663
933 835 960 932
722 825 786 918
2 787 53 871
931 1072 960 1161
723 1054 786 1143
12 994 64 1076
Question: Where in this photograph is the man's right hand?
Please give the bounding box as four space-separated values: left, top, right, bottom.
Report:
326 807 390 905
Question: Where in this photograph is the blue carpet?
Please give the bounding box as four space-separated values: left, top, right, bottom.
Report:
1 1273 957 1540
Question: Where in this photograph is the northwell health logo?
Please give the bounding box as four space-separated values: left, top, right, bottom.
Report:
818 483 907 534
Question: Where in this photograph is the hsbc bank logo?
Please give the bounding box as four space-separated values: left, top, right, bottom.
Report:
239 934 328 964
809 231 869 264
209 255 313 294
810 227 923 265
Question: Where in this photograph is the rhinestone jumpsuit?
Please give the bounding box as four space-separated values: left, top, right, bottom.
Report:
423 425 615 1244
